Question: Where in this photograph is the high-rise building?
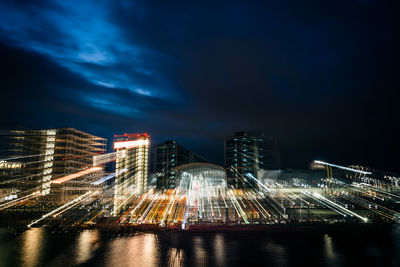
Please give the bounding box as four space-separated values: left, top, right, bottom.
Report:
224 131 278 188
0 128 106 203
155 140 207 189
113 133 150 214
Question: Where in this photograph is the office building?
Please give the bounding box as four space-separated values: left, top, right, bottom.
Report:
113 133 150 214
224 131 279 188
0 128 106 203
155 140 207 189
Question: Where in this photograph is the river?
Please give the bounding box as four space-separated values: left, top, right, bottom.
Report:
0 225 399 266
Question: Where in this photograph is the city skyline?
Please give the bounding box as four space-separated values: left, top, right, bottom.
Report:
0 1 398 171
0 2 399 265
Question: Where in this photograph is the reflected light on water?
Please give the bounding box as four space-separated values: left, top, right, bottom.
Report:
167 247 185 267
105 234 160 267
264 240 287 267
213 234 225 266
75 230 100 264
193 236 207 267
21 227 44 267
324 234 340 266
324 234 334 259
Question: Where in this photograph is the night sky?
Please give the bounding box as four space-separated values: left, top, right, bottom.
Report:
0 0 398 171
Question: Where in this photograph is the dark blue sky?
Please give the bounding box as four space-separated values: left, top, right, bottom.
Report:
0 0 398 171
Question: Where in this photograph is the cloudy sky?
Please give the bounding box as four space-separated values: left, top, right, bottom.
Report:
0 0 398 171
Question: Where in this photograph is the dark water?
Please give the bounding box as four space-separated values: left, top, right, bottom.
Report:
0 226 399 267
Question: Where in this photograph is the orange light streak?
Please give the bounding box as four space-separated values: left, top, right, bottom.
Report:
51 167 102 184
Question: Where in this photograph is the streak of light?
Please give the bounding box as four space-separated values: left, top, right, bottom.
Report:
113 188 141 216
302 191 348 217
353 183 400 200
87 204 110 223
138 196 158 224
91 169 127 185
93 152 117 166
0 173 44 185
312 192 368 222
228 189 249 224
0 153 46 161
160 193 177 226
181 197 189 229
313 160 372 175
0 191 41 211
52 167 102 184
117 189 152 223
245 173 271 193
337 192 397 220
51 192 98 218
27 191 97 228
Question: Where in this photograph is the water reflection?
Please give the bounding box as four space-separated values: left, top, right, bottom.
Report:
265 240 287 267
75 230 100 264
193 236 207 267
213 234 225 267
324 234 340 266
1 226 399 267
167 247 185 267
105 234 160 267
21 227 44 267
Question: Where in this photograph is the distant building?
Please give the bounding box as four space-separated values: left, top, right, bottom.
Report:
0 128 106 203
224 131 279 189
155 140 207 189
113 133 150 214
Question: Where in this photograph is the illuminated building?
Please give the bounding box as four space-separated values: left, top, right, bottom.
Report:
0 128 106 203
224 131 277 189
155 140 207 189
113 133 150 214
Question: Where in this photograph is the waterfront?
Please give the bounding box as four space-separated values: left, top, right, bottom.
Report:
0 225 399 267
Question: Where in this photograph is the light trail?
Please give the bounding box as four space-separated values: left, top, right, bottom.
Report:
52 167 102 184
91 168 127 185
181 197 189 229
0 191 41 211
302 191 348 217
228 189 249 224
27 191 96 228
247 192 271 219
353 183 400 200
123 189 153 223
0 153 47 161
160 192 177 226
313 160 372 175
116 195 141 224
113 188 141 217
338 192 399 220
312 192 368 222
245 173 271 193
93 152 117 166
138 196 158 224
231 167 285 218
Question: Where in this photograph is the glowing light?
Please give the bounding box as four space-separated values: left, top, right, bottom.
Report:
312 192 368 222
93 152 117 166
313 160 372 175
114 139 149 149
52 167 102 184
28 191 97 228
91 169 127 185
